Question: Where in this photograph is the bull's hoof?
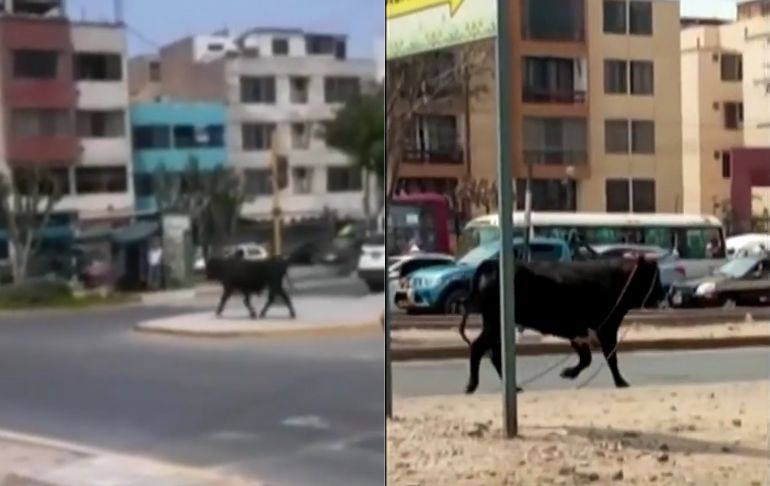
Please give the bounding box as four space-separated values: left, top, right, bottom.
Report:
250 314 257 320
560 367 580 380
465 381 478 394
615 380 630 388
517 387 524 393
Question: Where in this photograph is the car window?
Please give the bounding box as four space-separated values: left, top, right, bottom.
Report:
530 243 565 261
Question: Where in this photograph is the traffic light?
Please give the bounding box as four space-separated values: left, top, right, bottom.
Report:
275 155 288 190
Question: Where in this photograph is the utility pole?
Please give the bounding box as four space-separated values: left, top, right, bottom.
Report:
523 158 533 261
270 130 283 256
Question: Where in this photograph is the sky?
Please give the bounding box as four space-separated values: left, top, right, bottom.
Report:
65 0 738 59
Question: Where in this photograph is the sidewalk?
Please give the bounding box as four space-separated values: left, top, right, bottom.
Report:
392 321 770 360
136 295 383 338
388 381 769 486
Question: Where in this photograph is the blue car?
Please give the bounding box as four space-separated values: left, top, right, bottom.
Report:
394 237 572 314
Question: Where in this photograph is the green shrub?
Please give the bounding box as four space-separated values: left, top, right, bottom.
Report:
0 279 74 308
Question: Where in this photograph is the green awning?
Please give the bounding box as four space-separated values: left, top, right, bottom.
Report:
111 221 160 245
75 225 115 242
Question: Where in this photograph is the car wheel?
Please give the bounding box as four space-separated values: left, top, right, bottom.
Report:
442 288 468 315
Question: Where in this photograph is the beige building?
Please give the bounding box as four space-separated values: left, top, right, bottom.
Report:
680 0 770 215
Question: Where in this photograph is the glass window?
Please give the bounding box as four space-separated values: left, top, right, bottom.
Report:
631 120 655 154
13 49 58 79
324 76 361 103
720 53 742 81
604 59 628 94
630 60 654 95
327 166 362 192
240 76 276 103
272 38 289 56
629 1 653 35
242 123 275 150
133 125 171 149
632 179 656 212
73 53 122 81
605 179 630 212
603 0 626 34
605 119 629 154
75 166 127 194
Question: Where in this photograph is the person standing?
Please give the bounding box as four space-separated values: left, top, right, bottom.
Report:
147 240 163 290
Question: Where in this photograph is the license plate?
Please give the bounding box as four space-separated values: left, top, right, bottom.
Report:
671 292 682 305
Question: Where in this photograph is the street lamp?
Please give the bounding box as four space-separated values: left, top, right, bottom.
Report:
565 165 575 211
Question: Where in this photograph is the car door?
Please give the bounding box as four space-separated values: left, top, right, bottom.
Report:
749 259 770 305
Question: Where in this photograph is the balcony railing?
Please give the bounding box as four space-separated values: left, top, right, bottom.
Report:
523 149 586 166
522 87 586 104
402 146 465 164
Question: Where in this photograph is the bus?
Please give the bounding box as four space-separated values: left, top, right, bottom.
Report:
457 212 727 276
388 193 453 255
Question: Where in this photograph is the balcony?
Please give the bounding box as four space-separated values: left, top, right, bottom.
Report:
402 146 464 165
522 88 586 104
523 149 586 166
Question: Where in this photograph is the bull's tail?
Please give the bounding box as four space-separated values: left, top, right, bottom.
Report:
459 259 497 347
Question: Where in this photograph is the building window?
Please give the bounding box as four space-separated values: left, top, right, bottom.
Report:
631 120 655 154
12 167 71 196
629 1 653 35
291 123 311 150
134 173 154 197
522 56 582 102
606 179 630 212
173 125 222 148
522 117 587 165
632 179 656 212
208 43 224 52
630 60 654 95
327 166 362 192
292 167 313 194
12 109 72 136
306 35 337 55
272 38 290 56
75 166 128 194
721 151 731 178
405 114 463 163
240 76 276 103
242 123 275 151
515 179 577 211
723 102 744 129
521 0 585 41
133 125 171 149
603 0 626 34
13 49 59 79
605 119 629 154
73 53 122 81
604 59 628 94
244 169 272 196
290 76 309 104
76 110 125 138
324 76 361 103
720 53 743 81
149 61 161 82
205 125 225 147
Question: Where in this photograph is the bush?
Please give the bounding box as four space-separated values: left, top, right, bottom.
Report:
0 279 74 308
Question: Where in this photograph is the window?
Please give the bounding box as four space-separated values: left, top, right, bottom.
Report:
272 38 289 56
76 110 125 138
631 179 655 212
629 1 653 35
134 173 154 197
603 0 626 34
522 56 579 102
324 76 361 103
306 35 337 55
405 114 463 162
73 53 122 81
208 43 225 52
604 59 628 94
13 49 58 79
720 53 743 81
242 123 275 151
172 125 225 148
244 169 272 196
721 151 731 179
75 166 127 194
521 0 585 41
605 179 630 212
240 76 276 103
522 117 587 165
515 179 577 211
12 109 72 136
292 167 313 194
631 120 655 154
605 119 629 154
723 102 744 129
290 76 309 104
291 123 311 149
149 61 161 82
133 125 171 149
12 167 71 196
630 60 654 95
327 166 362 192
205 125 225 147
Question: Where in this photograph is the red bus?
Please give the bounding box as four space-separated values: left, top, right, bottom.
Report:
387 193 453 255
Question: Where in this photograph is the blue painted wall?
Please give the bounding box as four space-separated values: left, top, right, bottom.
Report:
130 102 228 212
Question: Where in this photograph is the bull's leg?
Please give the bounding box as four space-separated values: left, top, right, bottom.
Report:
243 293 257 319
560 340 592 380
598 330 630 388
490 341 524 393
216 287 233 317
277 287 296 319
465 331 491 394
258 289 276 318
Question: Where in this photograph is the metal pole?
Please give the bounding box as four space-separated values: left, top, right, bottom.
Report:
523 159 533 261
385 277 392 419
270 131 283 256
495 0 518 439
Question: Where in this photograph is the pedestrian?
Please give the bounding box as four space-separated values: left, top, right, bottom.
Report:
147 239 163 290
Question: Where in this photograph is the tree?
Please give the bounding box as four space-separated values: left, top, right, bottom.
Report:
323 87 385 228
386 40 495 201
0 167 63 283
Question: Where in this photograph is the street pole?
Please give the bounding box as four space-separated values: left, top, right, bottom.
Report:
495 0 518 439
385 278 392 419
523 158 533 261
270 131 283 256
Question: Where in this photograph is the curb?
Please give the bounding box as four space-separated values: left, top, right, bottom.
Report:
391 334 770 361
134 319 382 339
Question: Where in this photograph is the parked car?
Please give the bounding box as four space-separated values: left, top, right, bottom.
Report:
357 233 386 291
726 233 770 258
589 244 686 291
395 237 572 314
386 252 455 312
668 255 770 308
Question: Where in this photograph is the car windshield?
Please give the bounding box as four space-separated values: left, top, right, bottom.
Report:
458 243 499 266
715 257 759 278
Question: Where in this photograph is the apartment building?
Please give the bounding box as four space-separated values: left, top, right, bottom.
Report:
394 0 683 214
680 0 770 229
129 28 378 222
0 0 133 224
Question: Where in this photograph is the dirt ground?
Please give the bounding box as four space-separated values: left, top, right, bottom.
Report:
388 381 769 485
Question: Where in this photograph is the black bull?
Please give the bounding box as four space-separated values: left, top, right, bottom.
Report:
460 256 663 394
205 257 296 319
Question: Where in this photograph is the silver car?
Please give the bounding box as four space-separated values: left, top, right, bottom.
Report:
590 244 686 290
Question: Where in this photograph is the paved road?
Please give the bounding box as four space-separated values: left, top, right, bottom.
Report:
395 348 770 397
0 305 384 486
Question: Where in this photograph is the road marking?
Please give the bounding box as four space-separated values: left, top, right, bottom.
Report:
281 415 330 430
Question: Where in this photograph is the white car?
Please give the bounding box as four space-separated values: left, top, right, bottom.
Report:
194 243 269 273
726 233 770 258
357 234 386 292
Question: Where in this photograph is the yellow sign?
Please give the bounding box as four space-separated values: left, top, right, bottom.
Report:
386 0 465 19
